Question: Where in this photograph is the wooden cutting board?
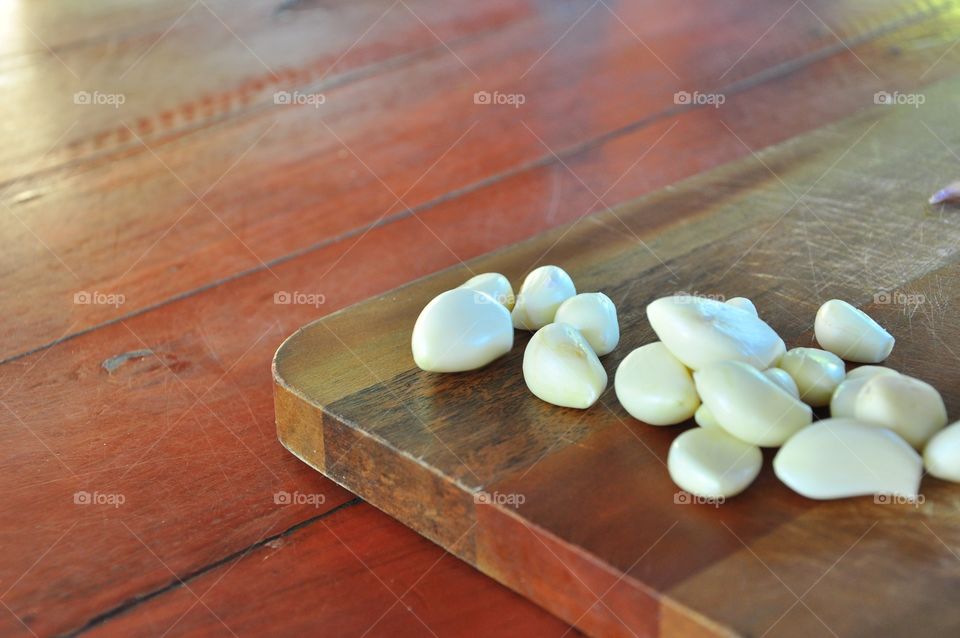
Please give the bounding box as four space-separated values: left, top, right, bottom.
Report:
273 74 960 637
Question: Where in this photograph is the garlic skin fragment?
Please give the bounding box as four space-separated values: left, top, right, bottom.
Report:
695 360 812 447
923 421 960 483
725 297 758 317
694 404 720 429
854 374 947 448
763 368 800 399
668 427 762 498
777 347 846 407
555 292 620 356
830 367 899 418
774 418 922 500
615 342 698 425
522 323 607 409
458 273 515 310
412 289 514 372
511 266 576 330
814 299 894 363
647 295 786 370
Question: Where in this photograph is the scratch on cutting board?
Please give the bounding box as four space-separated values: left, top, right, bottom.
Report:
102 349 154 373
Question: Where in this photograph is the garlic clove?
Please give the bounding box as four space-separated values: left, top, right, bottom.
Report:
846 365 898 382
830 377 869 419
694 404 720 429
458 272 515 310
774 418 922 500
830 367 898 418
814 299 895 363
412 289 514 372
763 368 800 399
923 421 960 483
522 323 607 409
694 360 812 447
511 266 576 330
555 292 620 356
614 342 698 425
647 295 785 370
725 296 758 317
854 373 947 448
777 347 846 407
668 427 763 498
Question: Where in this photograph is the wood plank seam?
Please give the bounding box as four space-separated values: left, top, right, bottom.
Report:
57 498 363 638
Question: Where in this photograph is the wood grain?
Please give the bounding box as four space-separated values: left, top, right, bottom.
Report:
5 0 958 363
275 74 960 637
77 502 580 638
4 1 960 636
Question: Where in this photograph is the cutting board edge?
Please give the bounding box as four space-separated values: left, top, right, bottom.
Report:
273 368 743 638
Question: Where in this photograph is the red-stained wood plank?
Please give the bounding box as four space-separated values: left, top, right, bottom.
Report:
4 0 953 362
77 502 579 638
1 0 529 182
0 1 197 58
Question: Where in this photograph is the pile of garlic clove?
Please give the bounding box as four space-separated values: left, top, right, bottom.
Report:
413 269 959 503
412 266 620 408
616 294 956 502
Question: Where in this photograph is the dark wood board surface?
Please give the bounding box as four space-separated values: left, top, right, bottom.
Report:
275 74 960 637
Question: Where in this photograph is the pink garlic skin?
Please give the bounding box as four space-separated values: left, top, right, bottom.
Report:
929 181 960 204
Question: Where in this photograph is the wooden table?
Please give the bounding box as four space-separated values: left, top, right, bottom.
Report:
3 1 959 636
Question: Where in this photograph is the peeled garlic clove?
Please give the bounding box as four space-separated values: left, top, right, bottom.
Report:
511 266 576 330
846 365 898 382
523 323 606 409
668 427 763 498
615 342 698 425
412 289 514 372
830 367 898 418
554 292 619 356
774 418 922 500
854 374 947 448
923 421 960 482
647 295 785 370
777 347 846 407
725 297 758 317
458 272 515 310
830 378 869 419
695 360 812 447
763 368 799 399
814 299 894 363
694 404 720 429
